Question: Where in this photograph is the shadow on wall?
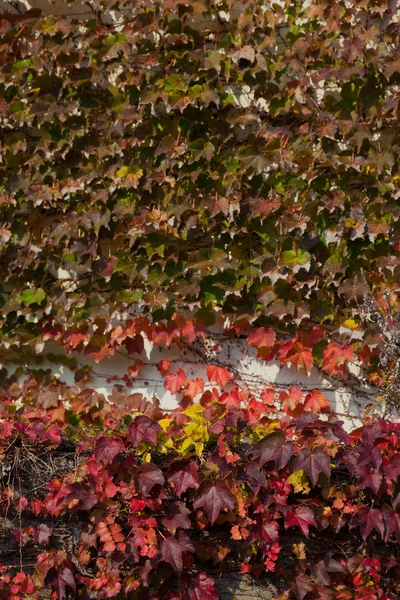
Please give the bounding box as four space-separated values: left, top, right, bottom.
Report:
212 572 277 600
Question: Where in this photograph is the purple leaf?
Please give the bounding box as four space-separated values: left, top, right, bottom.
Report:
95 435 124 464
36 524 51 546
128 415 161 446
193 479 234 524
184 572 218 600
383 510 400 543
138 463 164 495
294 573 314 600
45 567 76 600
285 506 317 537
166 459 199 496
350 508 384 541
160 535 183 573
294 447 331 486
251 432 294 469
162 501 191 535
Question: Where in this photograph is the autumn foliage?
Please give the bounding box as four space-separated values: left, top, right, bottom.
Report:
1 0 400 598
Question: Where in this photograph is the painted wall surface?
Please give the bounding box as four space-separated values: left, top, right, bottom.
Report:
12 331 377 430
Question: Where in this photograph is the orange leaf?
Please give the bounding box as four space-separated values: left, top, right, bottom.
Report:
322 343 354 376
303 390 330 414
206 365 233 387
246 327 276 349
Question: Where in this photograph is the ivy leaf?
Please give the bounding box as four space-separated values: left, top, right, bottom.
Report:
184 573 218 600
160 536 183 573
356 464 383 493
281 250 311 273
164 369 187 394
294 447 331 486
251 432 294 469
294 573 314 600
384 453 400 481
64 483 98 511
303 390 330 413
350 508 384 541
95 435 124 464
206 365 233 386
166 460 200 496
285 506 317 537
322 343 354 376
162 502 191 535
45 567 76 600
128 415 162 446
246 327 276 349
193 479 234 524
383 510 400 543
138 463 164 495
18 288 45 306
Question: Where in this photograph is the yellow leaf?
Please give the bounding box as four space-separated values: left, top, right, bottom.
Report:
182 404 204 420
116 166 129 178
159 419 173 431
286 470 311 494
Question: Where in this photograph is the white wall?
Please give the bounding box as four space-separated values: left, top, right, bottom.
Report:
22 331 378 430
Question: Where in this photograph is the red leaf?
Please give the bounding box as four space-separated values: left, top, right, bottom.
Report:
64 482 98 511
160 536 183 572
164 368 187 394
384 453 400 481
166 460 200 496
280 386 304 416
128 415 162 446
193 479 234 524
162 502 191 535
285 506 317 537
303 390 330 414
35 524 52 546
138 463 164 495
45 567 75 600
246 327 276 349
157 359 171 376
322 343 354 376
206 365 233 387
350 507 384 541
383 510 400 542
95 435 124 463
356 464 383 493
124 334 145 355
261 519 279 544
184 377 205 400
184 573 218 600
251 432 294 469
294 447 331 486
294 573 314 600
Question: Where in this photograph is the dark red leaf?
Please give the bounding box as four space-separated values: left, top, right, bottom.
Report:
162 502 191 535
294 447 331 486
285 506 317 537
160 536 183 573
383 510 400 543
350 508 384 541
166 460 199 496
138 463 164 495
184 572 218 600
193 479 234 524
95 435 124 464
251 432 294 469
128 415 162 446
294 573 314 600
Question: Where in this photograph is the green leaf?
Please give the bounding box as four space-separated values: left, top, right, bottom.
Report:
18 288 46 306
